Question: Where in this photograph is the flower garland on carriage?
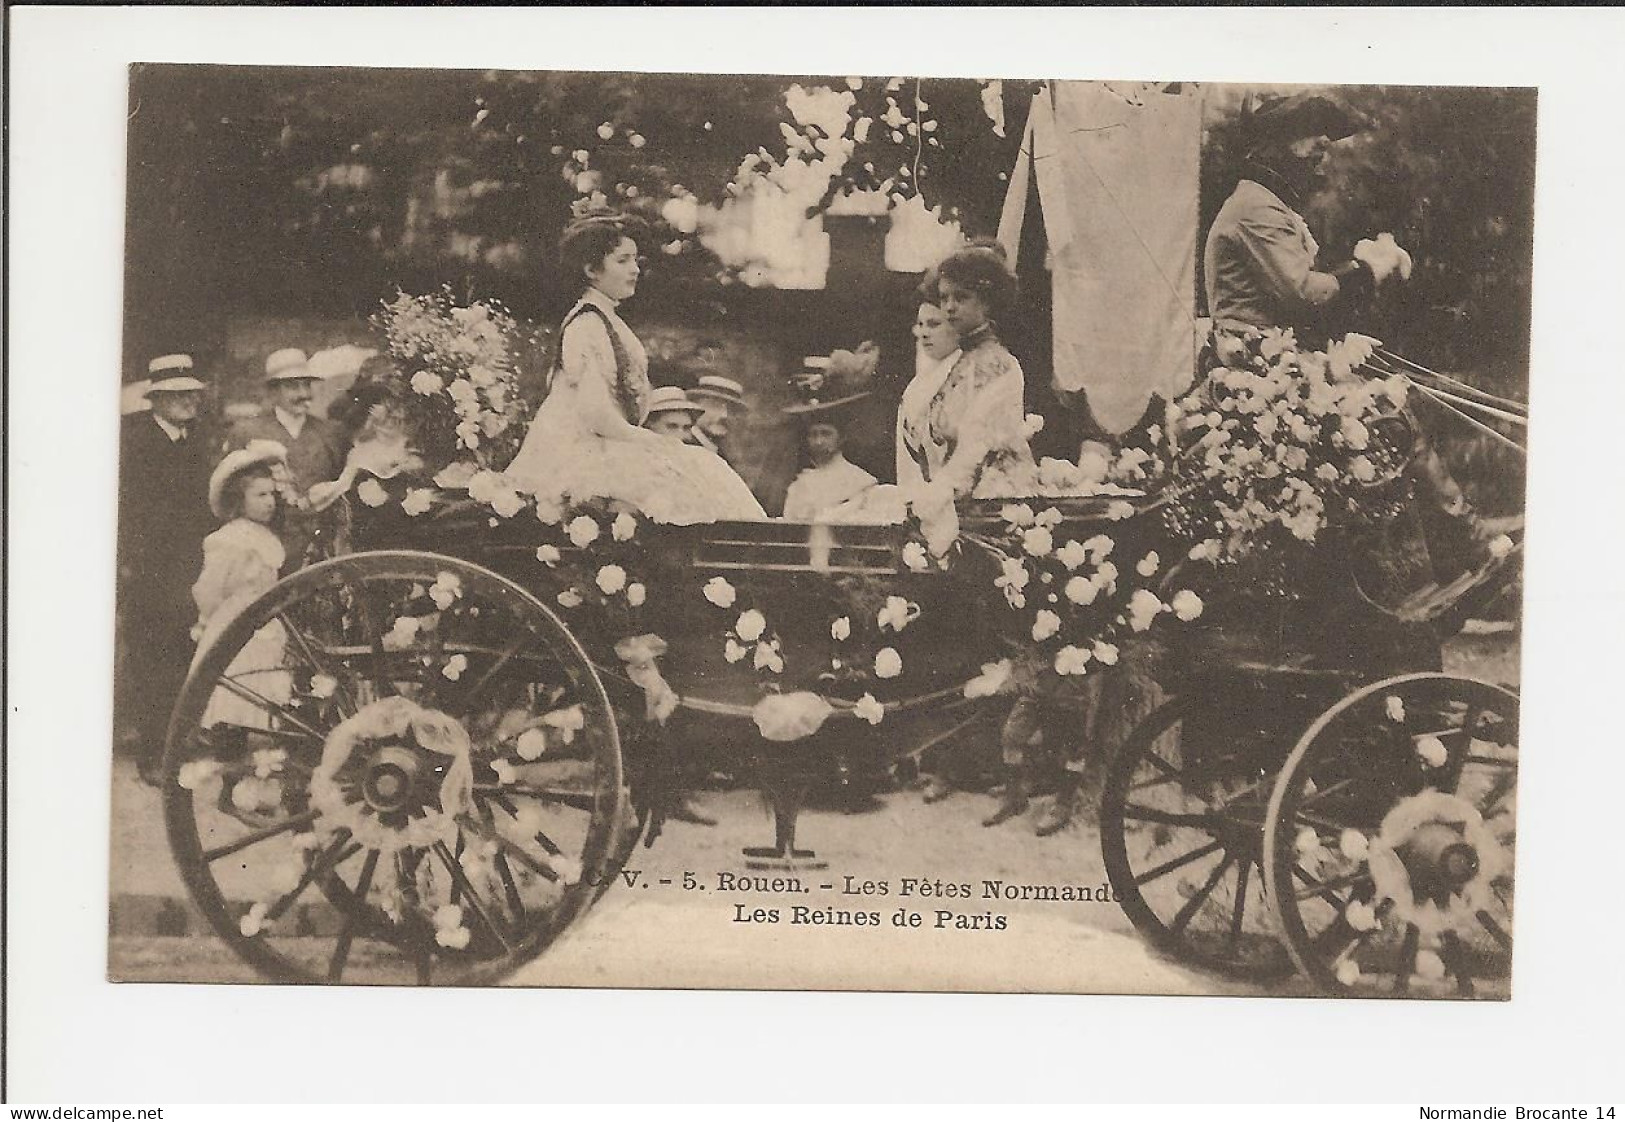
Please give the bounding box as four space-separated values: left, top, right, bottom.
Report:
174 279 1514 970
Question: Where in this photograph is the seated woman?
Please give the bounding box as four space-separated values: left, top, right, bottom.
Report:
898 242 1037 503
504 214 766 524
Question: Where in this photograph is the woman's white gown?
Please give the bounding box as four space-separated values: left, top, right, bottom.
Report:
504 289 765 524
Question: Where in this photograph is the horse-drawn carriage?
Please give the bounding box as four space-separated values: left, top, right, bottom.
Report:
157 394 1522 995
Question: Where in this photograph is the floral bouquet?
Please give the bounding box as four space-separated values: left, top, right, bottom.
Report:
1164 328 1415 577
373 289 531 475
957 501 1204 700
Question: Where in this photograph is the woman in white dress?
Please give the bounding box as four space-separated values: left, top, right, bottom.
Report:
505 216 765 524
895 299 962 491
896 243 1036 501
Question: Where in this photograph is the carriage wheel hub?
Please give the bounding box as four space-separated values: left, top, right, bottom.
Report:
1401 822 1480 896
359 741 435 815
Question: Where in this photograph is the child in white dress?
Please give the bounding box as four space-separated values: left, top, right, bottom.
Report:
192 442 293 729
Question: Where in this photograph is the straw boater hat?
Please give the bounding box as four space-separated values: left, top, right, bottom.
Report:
265 347 316 383
643 385 706 422
145 353 207 395
209 440 288 519
689 375 747 411
782 342 878 417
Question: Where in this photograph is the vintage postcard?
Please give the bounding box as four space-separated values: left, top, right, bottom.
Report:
109 64 1527 999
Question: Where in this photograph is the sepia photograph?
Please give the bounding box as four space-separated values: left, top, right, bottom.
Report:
104 62 1531 1000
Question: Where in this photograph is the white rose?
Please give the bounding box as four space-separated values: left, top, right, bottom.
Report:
1022 526 1054 557
902 541 929 571
1053 645 1091 676
1107 500 1135 522
1136 551 1160 577
1063 576 1097 606
595 564 628 595
489 488 525 518
612 512 638 542
626 583 646 607
535 544 561 565
876 596 916 632
1171 590 1204 622
1188 539 1220 562
308 674 338 700
1128 589 1164 632
410 370 443 396
1031 610 1062 642
1083 534 1115 562
1349 456 1377 483
963 659 1013 699
830 616 851 641
1000 503 1036 527
441 654 468 681
874 647 903 679
1415 735 1449 768
853 693 885 726
429 572 462 610
1056 540 1090 570
753 641 784 674
1345 901 1378 933
556 589 583 609
735 609 767 642
567 515 601 548
703 576 737 608
1335 959 1362 987
724 639 748 664
1092 641 1119 666
356 479 389 508
1385 695 1406 723
402 489 435 517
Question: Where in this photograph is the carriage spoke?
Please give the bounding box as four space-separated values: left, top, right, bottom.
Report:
202 809 321 863
1226 860 1253 955
1392 924 1421 994
460 815 570 884
1298 777 1359 808
267 834 360 922
1121 804 1216 829
1441 930 1475 996
478 784 598 814
1311 915 1361 962
1292 869 1372 903
431 841 516 954
1291 865 1351 910
328 848 380 983
1168 854 1236 938
212 677 331 743
200 721 321 750
1477 909 1513 951
455 634 540 716
495 851 528 926
277 611 358 717
1134 839 1224 887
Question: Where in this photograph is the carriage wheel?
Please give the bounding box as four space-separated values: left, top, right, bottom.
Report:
162 550 625 986
1100 695 1295 981
1263 673 1516 998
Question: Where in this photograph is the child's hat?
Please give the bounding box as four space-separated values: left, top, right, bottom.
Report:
210 440 288 518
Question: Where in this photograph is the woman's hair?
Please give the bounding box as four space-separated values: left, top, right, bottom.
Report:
928 238 1018 326
222 464 278 521
559 214 647 293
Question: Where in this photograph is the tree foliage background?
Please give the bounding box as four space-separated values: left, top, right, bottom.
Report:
126 67 1533 504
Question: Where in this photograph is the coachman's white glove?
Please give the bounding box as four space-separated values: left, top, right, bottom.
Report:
1353 232 1414 285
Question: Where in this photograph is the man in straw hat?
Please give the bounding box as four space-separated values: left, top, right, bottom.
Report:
781 352 879 521
642 385 708 444
687 374 747 463
118 354 218 782
225 347 346 566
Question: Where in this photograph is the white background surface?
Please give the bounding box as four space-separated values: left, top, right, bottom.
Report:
8 5 1625 1105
